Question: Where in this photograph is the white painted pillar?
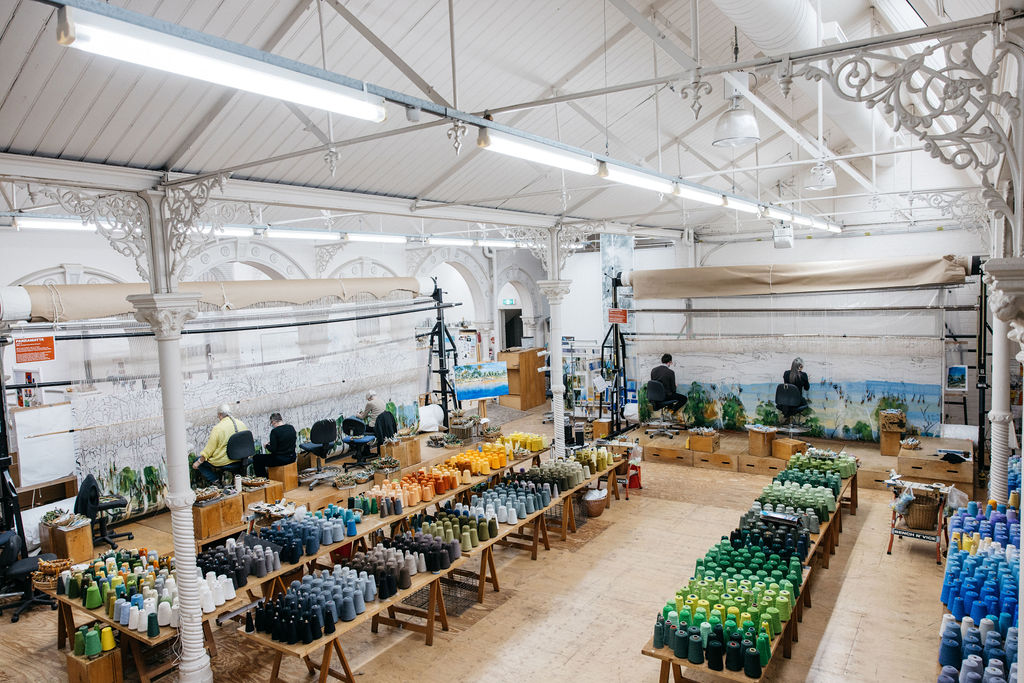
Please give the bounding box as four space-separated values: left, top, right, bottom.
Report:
128 292 212 683
538 280 572 459
989 312 1012 504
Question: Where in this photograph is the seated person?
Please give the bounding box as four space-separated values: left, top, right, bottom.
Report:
193 404 247 485
356 390 386 425
254 412 296 477
783 357 810 398
650 353 688 413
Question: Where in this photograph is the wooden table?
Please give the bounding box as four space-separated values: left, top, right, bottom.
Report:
237 556 466 683
547 457 625 541
45 588 228 683
640 563 813 682
639 473 855 680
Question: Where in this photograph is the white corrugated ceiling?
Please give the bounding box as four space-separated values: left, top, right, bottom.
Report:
0 0 989 232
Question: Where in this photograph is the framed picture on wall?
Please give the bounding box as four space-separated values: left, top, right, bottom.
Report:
946 365 968 392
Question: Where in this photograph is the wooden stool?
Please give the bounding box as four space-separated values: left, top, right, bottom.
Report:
267 462 298 491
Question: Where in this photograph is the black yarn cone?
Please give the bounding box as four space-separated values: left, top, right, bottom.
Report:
300 617 313 645
245 610 255 633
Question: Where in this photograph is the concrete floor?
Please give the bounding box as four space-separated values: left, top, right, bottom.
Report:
0 409 945 682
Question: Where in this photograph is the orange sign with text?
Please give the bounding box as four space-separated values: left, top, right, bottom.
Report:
14 336 55 363
608 308 628 324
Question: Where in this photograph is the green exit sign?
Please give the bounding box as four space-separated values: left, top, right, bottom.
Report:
502 298 516 305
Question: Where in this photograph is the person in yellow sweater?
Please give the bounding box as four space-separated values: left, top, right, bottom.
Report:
193 404 247 485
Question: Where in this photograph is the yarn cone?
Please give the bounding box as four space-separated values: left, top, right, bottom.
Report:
100 626 116 652
84 630 101 658
84 584 103 610
73 629 86 656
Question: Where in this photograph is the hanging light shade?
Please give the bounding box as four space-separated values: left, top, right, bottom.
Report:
712 97 760 147
805 161 837 191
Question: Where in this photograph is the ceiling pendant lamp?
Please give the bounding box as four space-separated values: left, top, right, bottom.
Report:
805 161 837 191
712 95 760 148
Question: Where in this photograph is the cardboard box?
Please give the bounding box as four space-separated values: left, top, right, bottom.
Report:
688 433 721 453
645 444 693 466
899 475 973 500
66 648 124 683
268 462 298 491
693 452 738 472
772 438 807 460
748 430 776 457
50 524 94 564
737 454 788 477
880 430 902 457
593 419 611 440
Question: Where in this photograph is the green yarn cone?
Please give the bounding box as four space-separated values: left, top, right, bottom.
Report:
84 630 101 658
84 584 103 610
73 629 86 656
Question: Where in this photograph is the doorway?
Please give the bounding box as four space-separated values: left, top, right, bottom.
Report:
503 309 523 348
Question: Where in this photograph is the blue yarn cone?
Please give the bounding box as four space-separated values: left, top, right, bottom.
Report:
938 638 962 668
953 596 967 621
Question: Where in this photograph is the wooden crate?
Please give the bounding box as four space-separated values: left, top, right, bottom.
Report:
264 480 284 503
737 454 788 477
66 648 124 683
688 433 721 453
897 451 973 483
242 487 267 509
267 462 298 491
771 438 807 460
693 452 738 472
747 430 776 457
219 493 243 529
401 438 421 468
38 523 54 555
193 501 223 540
880 429 902 456
645 444 693 466
858 469 893 491
50 524 94 563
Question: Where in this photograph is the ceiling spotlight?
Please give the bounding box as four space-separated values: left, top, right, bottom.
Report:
805 161 837 191
712 96 760 148
405 106 421 122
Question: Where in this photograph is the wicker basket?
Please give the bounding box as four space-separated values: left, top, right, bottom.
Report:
905 492 941 530
584 495 605 518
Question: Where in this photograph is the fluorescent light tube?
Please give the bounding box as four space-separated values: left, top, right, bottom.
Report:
827 223 843 234
346 232 407 244
477 128 599 176
428 237 474 247
598 162 675 194
57 7 387 122
791 214 815 227
15 216 95 231
217 226 254 237
265 228 341 241
808 218 836 233
476 239 516 248
674 184 725 207
763 206 793 222
724 196 761 214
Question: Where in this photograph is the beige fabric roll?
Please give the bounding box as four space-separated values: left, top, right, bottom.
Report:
630 255 968 299
22 277 423 322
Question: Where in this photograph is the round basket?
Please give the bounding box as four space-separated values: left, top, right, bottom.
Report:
584 497 605 518
905 492 941 530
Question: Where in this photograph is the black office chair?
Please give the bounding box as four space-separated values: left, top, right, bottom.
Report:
74 474 133 550
775 383 809 435
341 417 376 472
224 430 256 479
644 381 682 439
298 419 339 489
0 530 57 622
